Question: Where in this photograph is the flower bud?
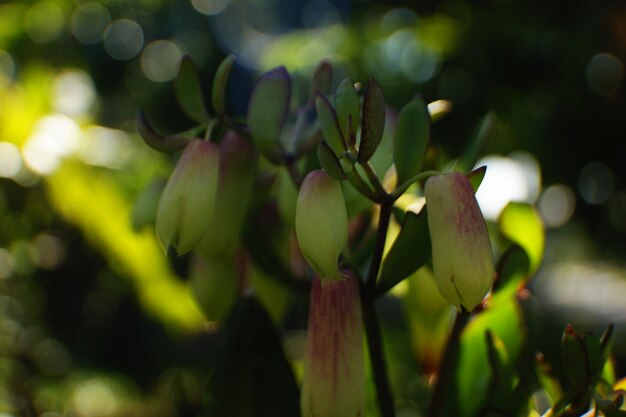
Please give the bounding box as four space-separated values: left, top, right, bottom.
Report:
198 131 258 259
155 139 219 254
295 170 348 280
301 274 365 417
424 172 494 311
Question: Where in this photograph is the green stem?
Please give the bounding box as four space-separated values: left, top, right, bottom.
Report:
390 170 440 201
360 197 396 417
360 161 388 199
347 169 383 203
360 279 396 417
428 309 470 417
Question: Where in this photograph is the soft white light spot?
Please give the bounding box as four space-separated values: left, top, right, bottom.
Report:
538 184 576 228
586 52 624 97
0 249 13 279
0 142 22 179
22 115 81 175
103 19 144 61
77 126 127 168
141 40 183 82
73 379 119 417
53 70 97 118
0 50 15 88
474 153 540 220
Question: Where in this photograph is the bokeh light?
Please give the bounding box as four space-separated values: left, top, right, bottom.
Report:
140 40 183 82
24 2 65 44
52 70 97 118
103 19 144 61
578 161 614 205
191 0 230 16
22 115 81 175
0 50 15 88
70 2 111 45
538 184 576 228
586 52 624 97
474 152 541 220
0 142 23 180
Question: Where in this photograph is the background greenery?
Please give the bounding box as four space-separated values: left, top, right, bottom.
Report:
1 0 625 415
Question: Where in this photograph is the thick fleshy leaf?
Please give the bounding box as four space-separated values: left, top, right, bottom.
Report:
393 98 430 184
334 78 360 143
358 78 385 163
317 140 347 181
212 54 236 116
377 208 431 295
207 296 301 417
174 56 209 122
467 165 487 193
136 111 190 152
315 93 347 158
490 246 529 303
499 202 544 276
248 67 291 163
311 59 332 96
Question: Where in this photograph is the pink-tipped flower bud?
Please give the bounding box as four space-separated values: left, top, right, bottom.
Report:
424 172 494 311
301 274 365 417
155 139 219 254
295 170 348 280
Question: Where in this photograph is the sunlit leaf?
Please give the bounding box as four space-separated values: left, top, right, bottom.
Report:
174 56 209 122
212 54 236 116
499 202 544 276
491 246 530 302
207 296 300 417
248 66 291 163
535 353 564 406
377 208 431 294
358 78 385 163
393 98 430 185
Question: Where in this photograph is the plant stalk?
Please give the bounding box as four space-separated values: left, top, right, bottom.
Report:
428 309 471 417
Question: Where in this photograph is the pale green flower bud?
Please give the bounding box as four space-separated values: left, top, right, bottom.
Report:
295 170 348 280
424 172 494 311
301 274 365 417
155 139 219 254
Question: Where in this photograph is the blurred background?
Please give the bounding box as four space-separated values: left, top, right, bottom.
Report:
1 0 626 415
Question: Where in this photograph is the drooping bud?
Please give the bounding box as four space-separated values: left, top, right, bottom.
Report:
424 172 494 311
155 139 219 254
301 274 365 417
295 170 348 280
197 131 258 259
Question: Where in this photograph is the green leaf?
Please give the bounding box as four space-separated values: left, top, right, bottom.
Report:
458 113 496 172
317 140 347 180
358 78 386 163
393 98 430 184
311 59 332 96
212 54 236 116
207 296 301 417
535 353 564 406
484 331 515 406
448 298 525 417
334 78 360 145
377 208 431 294
248 66 291 163
499 202 545 276
315 93 347 159
135 110 190 152
467 165 487 193
491 245 530 302
174 56 209 122
561 324 591 392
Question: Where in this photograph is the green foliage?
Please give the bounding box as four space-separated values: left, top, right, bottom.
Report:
174 56 209 123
